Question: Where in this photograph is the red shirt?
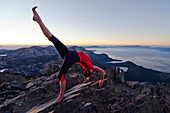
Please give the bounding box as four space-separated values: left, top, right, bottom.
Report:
76 51 94 70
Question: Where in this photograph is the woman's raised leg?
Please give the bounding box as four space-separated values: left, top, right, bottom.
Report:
32 6 52 39
32 6 68 58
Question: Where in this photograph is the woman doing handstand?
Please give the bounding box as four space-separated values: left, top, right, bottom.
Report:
32 6 104 103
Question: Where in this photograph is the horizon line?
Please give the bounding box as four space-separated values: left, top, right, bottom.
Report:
0 44 170 46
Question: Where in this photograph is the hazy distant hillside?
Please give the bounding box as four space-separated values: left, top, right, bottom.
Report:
0 46 59 58
83 45 170 52
0 46 62 75
0 46 116 75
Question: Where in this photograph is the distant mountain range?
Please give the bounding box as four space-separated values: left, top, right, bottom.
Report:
0 46 170 82
0 46 116 75
83 45 170 52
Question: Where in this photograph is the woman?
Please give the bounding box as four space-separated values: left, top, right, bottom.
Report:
32 6 104 103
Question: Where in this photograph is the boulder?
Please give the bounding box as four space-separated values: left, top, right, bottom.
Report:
126 81 139 89
106 67 125 84
135 94 147 105
80 102 94 113
43 62 61 75
0 73 26 85
9 80 25 90
26 82 34 89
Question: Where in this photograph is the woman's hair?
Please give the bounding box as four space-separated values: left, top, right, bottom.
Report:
81 69 91 77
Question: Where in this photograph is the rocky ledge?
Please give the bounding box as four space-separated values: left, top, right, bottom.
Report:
0 65 169 113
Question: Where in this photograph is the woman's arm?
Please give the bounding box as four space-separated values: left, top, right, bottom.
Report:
93 66 104 80
93 66 105 86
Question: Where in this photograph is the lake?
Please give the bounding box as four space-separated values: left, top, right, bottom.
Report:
86 47 170 73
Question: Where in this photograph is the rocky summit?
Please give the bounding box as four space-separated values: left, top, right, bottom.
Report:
0 64 169 113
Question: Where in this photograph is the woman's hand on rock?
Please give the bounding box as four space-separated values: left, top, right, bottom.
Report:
98 79 103 87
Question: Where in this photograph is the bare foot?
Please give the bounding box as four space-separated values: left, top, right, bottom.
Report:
55 94 64 103
86 77 90 81
32 6 40 22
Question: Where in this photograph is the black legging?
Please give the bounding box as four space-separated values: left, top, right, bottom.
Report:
49 35 80 81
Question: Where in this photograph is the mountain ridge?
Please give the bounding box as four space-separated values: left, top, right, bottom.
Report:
0 46 170 82
83 45 170 52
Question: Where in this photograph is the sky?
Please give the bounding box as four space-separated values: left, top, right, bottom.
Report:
0 0 170 46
